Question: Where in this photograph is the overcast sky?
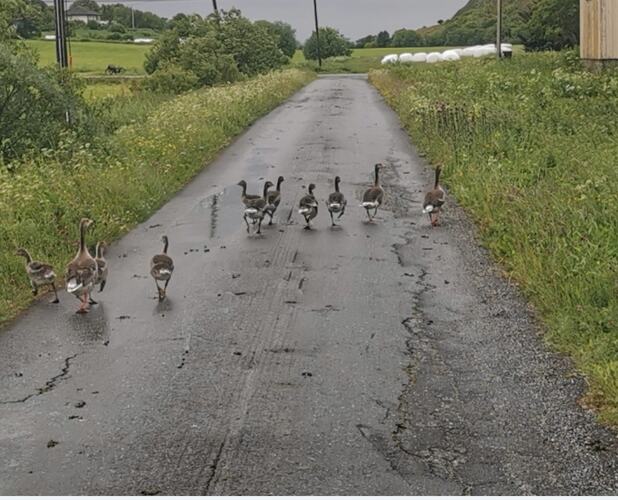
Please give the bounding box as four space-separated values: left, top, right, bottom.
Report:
107 0 469 41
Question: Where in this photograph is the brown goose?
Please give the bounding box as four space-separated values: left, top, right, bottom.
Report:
361 163 385 222
150 235 174 301
298 183 318 229
65 218 98 314
422 164 446 227
326 176 347 226
265 176 284 225
94 241 108 292
241 181 272 235
16 248 59 303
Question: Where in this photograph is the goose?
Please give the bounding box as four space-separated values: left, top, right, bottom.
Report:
326 176 347 226
241 181 273 235
150 235 174 301
16 248 59 303
361 163 386 222
422 164 446 227
265 176 284 225
298 183 318 230
65 218 98 314
237 180 261 206
94 241 108 292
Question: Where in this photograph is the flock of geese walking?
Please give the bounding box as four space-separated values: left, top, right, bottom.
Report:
15 163 445 314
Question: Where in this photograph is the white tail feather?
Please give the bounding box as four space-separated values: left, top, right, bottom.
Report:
361 202 378 209
423 205 434 214
66 278 82 294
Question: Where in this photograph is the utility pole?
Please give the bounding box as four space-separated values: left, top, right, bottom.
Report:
313 0 322 67
212 0 219 15
496 0 502 58
53 0 69 68
131 7 135 29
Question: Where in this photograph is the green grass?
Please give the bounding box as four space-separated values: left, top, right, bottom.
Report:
370 53 618 425
0 69 315 324
26 40 150 75
83 81 133 101
293 47 450 73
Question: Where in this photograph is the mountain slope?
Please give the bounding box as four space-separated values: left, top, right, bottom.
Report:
418 0 537 46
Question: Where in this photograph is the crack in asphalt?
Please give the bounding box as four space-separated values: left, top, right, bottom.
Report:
0 353 80 404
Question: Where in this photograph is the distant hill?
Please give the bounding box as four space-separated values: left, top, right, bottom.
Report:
417 0 537 46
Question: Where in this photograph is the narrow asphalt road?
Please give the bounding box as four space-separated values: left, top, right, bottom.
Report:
0 75 616 495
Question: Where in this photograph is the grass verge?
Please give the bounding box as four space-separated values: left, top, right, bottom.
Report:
369 53 618 425
0 68 315 324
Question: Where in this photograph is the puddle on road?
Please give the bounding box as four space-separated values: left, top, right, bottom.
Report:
193 185 243 240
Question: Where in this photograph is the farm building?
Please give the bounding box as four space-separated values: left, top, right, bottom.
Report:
66 5 101 24
580 0 618 65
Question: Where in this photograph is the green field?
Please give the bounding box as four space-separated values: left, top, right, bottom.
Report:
293 46 451 73
26 40 150 74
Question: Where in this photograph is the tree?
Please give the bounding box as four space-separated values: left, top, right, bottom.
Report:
144 9 285 91
355 34 375 48
216 10 287 75
303 27 352 61
71 0 101 12
521 0 579 51
255 20 297 58
100 3 167 30
390 28 420 47
376 30 390 48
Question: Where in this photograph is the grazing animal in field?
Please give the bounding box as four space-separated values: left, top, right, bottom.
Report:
298 183 318 230
265 176 284 225
361 163 386 222
326 176 347 226
94 241 108 293
16 248 59 303
105 64 125 75
65 218 98 314
422 164 446 227
238 180 272 235
150 235 174 301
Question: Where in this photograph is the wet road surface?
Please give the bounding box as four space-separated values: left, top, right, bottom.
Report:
1 75 616 495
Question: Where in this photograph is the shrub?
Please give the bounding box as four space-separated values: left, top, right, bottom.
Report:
255 20 297 58
140 63 199 94
0 44 91 160
303 27 352 61
145 8 285 86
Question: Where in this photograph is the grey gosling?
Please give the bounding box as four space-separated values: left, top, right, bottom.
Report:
150 235 174 301
326 176 347 226
361 163 386 222
298 183 318 230
265 176 284 225
422 164 446 227
16 248 59 303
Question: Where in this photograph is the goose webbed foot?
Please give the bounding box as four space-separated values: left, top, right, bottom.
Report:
50 284 59 303
76 294 90 314
88 298 98 305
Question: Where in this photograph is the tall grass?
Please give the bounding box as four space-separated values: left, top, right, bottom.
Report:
0 69 315 323
370 53 618 425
